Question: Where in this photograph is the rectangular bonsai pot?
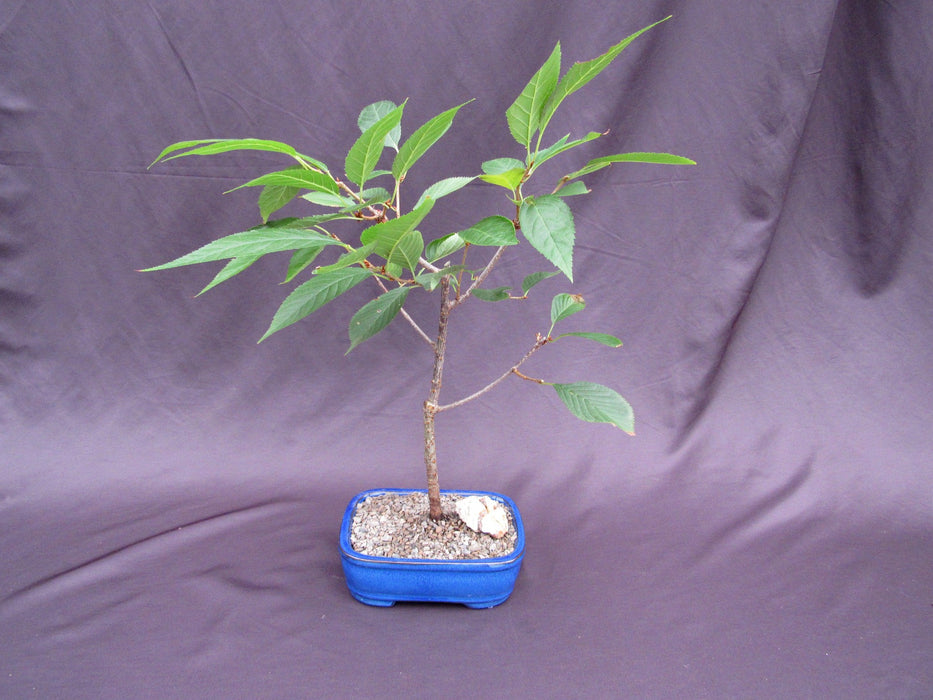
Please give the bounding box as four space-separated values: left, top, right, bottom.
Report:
339 488 525 609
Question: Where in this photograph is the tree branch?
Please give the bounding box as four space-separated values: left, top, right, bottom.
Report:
436 335 548 412
451 246 506 307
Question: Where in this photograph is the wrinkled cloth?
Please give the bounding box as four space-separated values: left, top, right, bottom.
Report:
1 2 931 697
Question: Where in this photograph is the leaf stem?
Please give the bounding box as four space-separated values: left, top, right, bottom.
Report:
512 368 549 384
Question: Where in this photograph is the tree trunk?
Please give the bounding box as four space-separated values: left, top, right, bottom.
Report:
423 400 442 520
423 276 451 520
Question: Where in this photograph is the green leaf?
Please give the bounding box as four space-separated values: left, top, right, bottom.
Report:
228 167 339 194
284 245 327 283
292 212 356 227
414 176 475 209
392 100 472 178
506 42 562 148
388 230 424 272
553 181 590 197
414 266 467 292
478 169 525 191
140 227 343 271
533 131 603 169
555 331 622 347
261 267 372 342
341 187 392 213
302 190 356 208
482 157 525 175
519 195 575 281
550 292 586 324
150 138 328 172
196 255 261 296
472 286 512 302
258 185 298 223
521 270 559 295
360 198 433 271
425 232 466 262
552 382 635 434
539 17 671 133
358 100 401 151
313 242 377 275
345 102 405 187
459 216 517 247
564 152 697 181
347 286 411 352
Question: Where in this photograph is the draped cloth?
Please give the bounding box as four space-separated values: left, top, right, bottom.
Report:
2 2 930 696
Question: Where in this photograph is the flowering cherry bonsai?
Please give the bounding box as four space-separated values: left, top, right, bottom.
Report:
143 17 694 522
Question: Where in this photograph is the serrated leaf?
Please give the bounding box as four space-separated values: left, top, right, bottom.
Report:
340 187 392 213
459 216 517 247
284 245 327 283
414 266 467 292
533 131 603 169
564 152 697 181
539 17 671 133
506 42 561 148
345 102 406 187
360 198 433 271
228 168 339 194
550 292 585 324
302 190 356 208
313 242 377 275
415 176 475 209
478 169 525 191
519 195 575 281
425 232 466 262
388 229 424 272
482 157 525 175
196 255 261 296
347 286 410 352
140 227 344 272
358 100 401 150
392 100 472 178
258 185 298 223
555 331 622 347
521 270 559 295
150 138 328 172
552 382 634 434
292 212 356 227
472 286 512 302
261 267 372 342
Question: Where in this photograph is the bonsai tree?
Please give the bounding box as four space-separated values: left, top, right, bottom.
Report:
143 17 694 522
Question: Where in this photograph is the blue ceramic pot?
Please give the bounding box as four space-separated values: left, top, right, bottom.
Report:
339 488 525 609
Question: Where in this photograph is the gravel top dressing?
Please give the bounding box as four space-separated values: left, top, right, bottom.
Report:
349 492 519 560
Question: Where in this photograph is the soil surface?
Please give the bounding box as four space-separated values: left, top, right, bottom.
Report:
349 492 519 560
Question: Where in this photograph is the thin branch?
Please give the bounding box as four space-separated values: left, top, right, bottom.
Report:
550 176 571 195
370 275 433 347
419 257 441 274
436 335 548 412
400 307 434 347
452 245 506 307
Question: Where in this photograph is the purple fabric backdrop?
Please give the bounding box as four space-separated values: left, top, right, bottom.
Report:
2 1 931 697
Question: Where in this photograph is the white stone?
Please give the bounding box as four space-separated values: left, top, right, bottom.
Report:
455 495 509 539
